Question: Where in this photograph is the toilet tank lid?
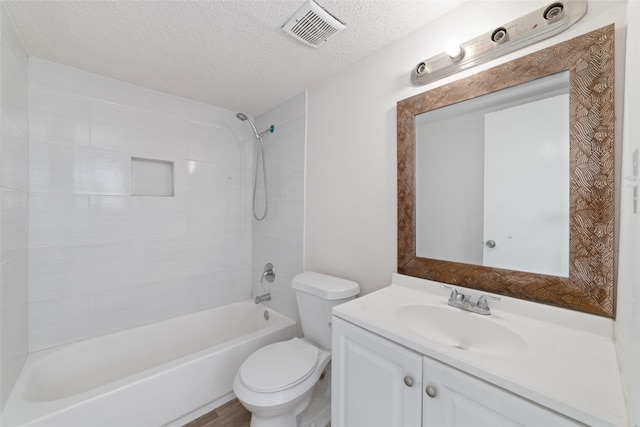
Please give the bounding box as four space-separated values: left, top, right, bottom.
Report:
292 272 360 300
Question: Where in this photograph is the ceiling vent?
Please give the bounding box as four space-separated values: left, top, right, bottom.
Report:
282 0 345 48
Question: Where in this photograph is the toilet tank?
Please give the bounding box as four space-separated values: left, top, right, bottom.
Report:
292 272 360 350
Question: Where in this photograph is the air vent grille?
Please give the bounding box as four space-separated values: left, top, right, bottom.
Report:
283 0 345 48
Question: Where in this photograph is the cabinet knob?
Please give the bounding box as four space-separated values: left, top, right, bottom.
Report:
425 385 438 398
403 376 414 387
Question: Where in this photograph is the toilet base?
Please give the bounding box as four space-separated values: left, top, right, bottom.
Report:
299 362 331 427
249 394 312 427
298 393 330 427
250 411 298 427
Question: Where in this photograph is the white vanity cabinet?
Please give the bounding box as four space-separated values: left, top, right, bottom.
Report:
333 316 582 427
422 356 582 427
332 316 422 427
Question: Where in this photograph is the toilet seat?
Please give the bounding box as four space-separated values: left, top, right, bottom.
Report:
239 338 318 393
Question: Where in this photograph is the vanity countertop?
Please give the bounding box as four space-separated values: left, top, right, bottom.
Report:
332 274 628 427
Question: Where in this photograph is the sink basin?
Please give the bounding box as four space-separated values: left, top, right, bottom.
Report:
395 304 528 356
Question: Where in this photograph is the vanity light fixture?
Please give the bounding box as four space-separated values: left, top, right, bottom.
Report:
411 0 587 85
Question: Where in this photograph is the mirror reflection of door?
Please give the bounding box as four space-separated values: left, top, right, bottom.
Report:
415 71 570 276
483 94 569 277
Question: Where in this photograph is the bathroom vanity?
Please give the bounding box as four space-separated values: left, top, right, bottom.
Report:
331 274 627 427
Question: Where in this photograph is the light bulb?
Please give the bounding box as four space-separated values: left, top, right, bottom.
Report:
444 39 464 61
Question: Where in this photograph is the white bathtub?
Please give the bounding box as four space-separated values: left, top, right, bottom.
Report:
3 300 296 427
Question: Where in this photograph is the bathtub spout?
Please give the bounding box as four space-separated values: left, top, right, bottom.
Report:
255 293 271 304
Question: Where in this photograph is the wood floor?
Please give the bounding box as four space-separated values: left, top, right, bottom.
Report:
183 399 251 427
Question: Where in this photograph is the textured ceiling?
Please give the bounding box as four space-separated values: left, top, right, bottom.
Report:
4 0 464 116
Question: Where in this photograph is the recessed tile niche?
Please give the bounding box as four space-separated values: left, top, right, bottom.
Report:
131 157 174 197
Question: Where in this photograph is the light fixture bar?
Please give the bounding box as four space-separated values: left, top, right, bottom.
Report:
411 1 587 86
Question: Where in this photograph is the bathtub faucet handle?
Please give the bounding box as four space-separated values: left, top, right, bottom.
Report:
260 263 276 283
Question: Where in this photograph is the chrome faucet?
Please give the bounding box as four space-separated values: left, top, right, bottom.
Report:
255 293 271 304
441 285 500 315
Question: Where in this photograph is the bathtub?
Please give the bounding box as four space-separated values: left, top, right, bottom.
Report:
3 300 296 427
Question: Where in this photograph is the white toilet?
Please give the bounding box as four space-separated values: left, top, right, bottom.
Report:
233 272 359 427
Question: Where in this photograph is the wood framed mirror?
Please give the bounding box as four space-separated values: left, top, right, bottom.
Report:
397 25 615 317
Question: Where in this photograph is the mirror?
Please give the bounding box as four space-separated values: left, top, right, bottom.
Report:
397 25 615 317
415 72 570 277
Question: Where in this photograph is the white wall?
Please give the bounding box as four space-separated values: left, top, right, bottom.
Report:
0 3 29 411
616 1 640 424
27 58 254 351
252 92 306 329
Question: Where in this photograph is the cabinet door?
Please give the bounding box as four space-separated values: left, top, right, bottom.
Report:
423 357 583 427
332 317 422 427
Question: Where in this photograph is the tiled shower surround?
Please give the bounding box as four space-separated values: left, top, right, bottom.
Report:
1 4 29 409
27 58 306 352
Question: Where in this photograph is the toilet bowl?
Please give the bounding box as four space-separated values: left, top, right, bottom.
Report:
233 272 359 427
233 338 330 427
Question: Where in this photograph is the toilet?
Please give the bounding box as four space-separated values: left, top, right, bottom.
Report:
233 272 359 427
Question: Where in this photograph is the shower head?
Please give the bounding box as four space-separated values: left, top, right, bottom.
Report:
236 112 259 139
236 112 274 141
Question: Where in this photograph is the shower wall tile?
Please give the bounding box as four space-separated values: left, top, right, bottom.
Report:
261 90 306 122
1 190 29 251
91 100 188 160
187 197 239 236
30 142 131 195
29 193 91 247
185 161 245 198
1 193 29 303
184 237 228 276
185 270 251 313
28 57 243 128
87 278 188 338
88 195 187 243
29 242 146 299
29 293 91 352
1 39 28 138
1 3 29 408
0 9 27 77
1 134 29 192
142 238 198 282
1 248 28 306
29 85 91 146
224 235 252 271
187 123 247 165
185 160 251 237
1 298 29 396
28 59 254 351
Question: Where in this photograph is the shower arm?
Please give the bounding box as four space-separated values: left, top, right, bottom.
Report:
258 125 275 138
